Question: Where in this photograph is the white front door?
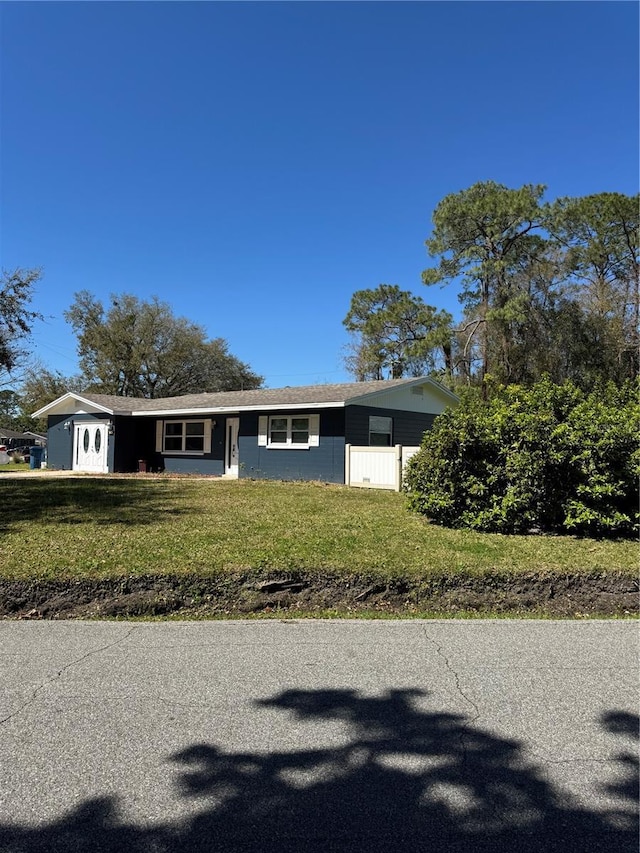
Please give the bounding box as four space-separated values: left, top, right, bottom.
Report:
74 423 109 473
225 418 239 478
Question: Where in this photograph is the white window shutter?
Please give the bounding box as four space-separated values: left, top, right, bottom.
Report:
203 419 212 453
155 420 164 452
258 416 268 446
308 414 320 446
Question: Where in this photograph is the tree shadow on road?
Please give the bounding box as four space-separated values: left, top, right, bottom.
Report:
600 710 639 809
0 689 636 852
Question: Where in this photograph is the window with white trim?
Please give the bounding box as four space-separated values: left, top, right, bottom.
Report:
156 419 211 454
269 416 309 446
258 414 319 449
369 415 393 447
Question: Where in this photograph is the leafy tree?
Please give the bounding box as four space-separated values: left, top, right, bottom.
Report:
0 268 43 381
0 390 23 429
477 243 607 389
64 292 262 398
405 378 639 538
17 365 86 431
545 192 639 383
421 184 639 390
343 285 453 380
422 182 546 388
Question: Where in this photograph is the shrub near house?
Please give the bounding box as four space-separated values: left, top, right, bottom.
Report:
405 379 639 538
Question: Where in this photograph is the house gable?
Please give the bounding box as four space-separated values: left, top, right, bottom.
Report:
345 379 455 415
32 392 119 418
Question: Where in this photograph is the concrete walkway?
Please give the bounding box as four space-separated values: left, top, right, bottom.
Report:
0 468 88 478
0 469 229 480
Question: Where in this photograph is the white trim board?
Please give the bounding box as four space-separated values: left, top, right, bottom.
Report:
132 401 346 416
32 392 121 418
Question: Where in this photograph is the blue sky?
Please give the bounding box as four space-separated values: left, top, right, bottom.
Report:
2 1 638 389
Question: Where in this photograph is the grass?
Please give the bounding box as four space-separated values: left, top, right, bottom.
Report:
0 460 32 472
0 477 636 581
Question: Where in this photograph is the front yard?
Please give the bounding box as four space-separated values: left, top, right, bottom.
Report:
0 477 636 618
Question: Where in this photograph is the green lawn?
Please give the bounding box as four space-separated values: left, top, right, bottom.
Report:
0 460 31 472
0 477 636 581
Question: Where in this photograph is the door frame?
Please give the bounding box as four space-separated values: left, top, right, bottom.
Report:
73 422 109 473
225 417 239 478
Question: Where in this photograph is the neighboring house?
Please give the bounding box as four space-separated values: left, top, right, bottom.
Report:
0 428 47 450
32 378 458 481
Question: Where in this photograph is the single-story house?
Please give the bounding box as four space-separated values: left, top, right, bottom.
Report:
0 428 47 450
32 377 458 482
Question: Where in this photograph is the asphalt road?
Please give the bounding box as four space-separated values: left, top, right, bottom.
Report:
0 619 637 852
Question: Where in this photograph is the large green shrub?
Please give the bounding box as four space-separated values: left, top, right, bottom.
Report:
405 379 639 537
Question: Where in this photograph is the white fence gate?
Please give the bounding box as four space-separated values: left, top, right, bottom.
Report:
345 444 420 491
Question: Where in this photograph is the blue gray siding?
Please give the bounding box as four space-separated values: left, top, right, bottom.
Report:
238 410 346 483
345 405 435 446
46 415 73 470
46 413 113 470
146 418 225 475
161 457 224 475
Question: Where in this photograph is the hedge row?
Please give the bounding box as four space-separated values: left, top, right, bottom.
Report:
405 379 639 537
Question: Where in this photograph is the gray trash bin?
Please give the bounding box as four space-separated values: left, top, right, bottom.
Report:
29 446 44 469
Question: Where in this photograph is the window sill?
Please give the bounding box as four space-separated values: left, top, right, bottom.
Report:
161 451 205 456
266 444 311 450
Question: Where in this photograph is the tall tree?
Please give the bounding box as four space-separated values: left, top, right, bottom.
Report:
422 181 546 388
0 268 43 383
0 390 22 429
545 192 639 383
343 285 453 380
64 292 262 397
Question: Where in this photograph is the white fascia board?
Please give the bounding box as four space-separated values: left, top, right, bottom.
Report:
132 401 347 417
32 393 117 419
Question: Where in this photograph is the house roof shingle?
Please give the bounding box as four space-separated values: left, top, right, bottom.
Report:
76 377 454 414
0 428 30 439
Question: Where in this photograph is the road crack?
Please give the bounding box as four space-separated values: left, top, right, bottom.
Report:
422 626 483 781
0 626 138 728
422 627 481 723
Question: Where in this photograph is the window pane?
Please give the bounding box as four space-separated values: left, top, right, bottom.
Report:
369 416 392 433
270 417 287 444
165 423 183 436
186 422 204 436
165 436 183 451
291 417 309 444
369 415 392 447
370 432 391 447
185 436 205 451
